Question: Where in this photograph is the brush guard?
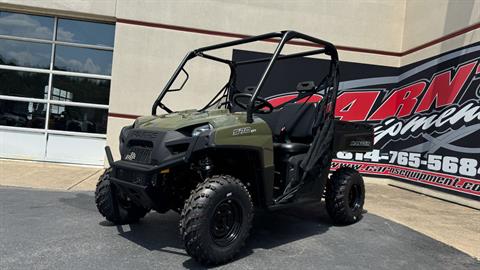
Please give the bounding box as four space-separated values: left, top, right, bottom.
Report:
105 146 184 209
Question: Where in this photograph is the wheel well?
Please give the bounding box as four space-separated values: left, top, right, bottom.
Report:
204 148 266 206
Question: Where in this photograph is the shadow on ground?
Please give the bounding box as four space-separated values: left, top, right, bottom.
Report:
56 192 349 268
104 201 334 269
58 193 98 212
43 189 477 270
187 202 334 268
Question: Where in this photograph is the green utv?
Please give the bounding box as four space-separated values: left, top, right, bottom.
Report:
95 31 373 265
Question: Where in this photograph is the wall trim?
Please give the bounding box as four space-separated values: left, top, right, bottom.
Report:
108 112 139 119
0 3 116 23
116 18 401 57
402 22 480 55
109 19 480 120
117 18 480 57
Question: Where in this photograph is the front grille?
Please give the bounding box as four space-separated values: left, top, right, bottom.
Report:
124 146 152 164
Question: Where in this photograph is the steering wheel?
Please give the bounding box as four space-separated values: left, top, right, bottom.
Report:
233 93 274 114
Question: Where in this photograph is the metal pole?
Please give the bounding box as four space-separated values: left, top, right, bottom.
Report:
246 31 293 123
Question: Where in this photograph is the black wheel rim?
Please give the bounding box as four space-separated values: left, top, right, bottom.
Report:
115 189 134 210
210 198 243 247
348 184 362 211
117 196 132 209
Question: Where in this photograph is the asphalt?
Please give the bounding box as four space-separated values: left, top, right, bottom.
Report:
0 187 478 270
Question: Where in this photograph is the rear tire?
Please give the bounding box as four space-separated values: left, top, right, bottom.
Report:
326 167 365 225
179 175 253 266
95 169 150 225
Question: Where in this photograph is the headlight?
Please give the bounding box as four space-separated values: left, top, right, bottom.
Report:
192 124 212 136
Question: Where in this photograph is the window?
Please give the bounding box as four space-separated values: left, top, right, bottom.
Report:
48 106 108 134
54 45 113 75
51 75 110 105
56 18 115 46
0 11 54 40
0 39 51 68
0 11 114 135
0 70 49 99
0 99 46 129
0 11 115 164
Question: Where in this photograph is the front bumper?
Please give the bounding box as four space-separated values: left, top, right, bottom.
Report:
105 147 185 209
105 127 212 209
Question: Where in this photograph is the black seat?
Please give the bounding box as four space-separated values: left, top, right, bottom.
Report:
273 142 309 153
259 102 317 143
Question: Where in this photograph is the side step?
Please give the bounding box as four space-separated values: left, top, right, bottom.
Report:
267 197 320 211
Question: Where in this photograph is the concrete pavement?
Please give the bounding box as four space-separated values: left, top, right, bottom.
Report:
0 159 102 191
366 183 480 260
1 158 479 259
1 187 479 270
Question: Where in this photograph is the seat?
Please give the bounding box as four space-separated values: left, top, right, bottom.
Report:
258 102 317 143
273 142 309 153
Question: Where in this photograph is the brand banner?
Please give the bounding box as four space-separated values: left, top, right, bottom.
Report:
233 42 480 199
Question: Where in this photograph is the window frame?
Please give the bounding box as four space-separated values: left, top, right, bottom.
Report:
0 13 115 139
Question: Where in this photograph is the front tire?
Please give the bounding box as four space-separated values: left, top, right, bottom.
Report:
326 167 365 225
179 175 253 266
95 169 150 225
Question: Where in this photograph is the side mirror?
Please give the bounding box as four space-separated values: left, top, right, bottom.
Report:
296 81 316 92
168 68 189 92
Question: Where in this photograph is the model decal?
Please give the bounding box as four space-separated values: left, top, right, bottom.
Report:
232 127 257 136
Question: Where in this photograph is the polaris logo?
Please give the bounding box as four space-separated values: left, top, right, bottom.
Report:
131 130 159 139
125 152 136 160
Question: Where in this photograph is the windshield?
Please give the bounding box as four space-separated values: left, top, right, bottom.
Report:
161 57 231 112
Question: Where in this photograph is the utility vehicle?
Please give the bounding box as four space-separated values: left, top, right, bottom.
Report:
95 31 374 265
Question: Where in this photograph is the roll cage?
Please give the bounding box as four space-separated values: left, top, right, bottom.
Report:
151 30 339 123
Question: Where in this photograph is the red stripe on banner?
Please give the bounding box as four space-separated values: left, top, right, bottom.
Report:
332 159 480 197
116 18 480 57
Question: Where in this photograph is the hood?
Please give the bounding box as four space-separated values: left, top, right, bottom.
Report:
134 109 248 130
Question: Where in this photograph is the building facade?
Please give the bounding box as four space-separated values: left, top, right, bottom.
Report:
0 0 479 199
